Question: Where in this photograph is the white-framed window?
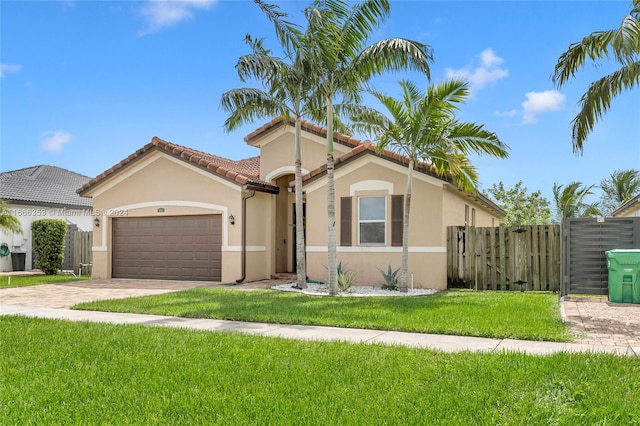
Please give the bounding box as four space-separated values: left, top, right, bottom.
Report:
358 196 386 245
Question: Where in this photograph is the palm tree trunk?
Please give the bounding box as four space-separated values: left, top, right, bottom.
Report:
400 159 413 292
294 117 307 289
326 96 338 296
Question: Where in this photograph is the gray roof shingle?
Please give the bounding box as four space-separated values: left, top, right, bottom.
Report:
1 165 92 208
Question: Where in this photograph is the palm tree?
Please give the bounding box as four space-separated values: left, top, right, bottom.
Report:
552 0 640 153
553 182 601 219
0 200 22 234
220 2 314 288
600 169 640 214
348 79 509 292
304 0 433 295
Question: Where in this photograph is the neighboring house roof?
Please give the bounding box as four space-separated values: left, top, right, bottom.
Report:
300 140 507 217
610 194 640 217
77 137 277 196
0 165 92 208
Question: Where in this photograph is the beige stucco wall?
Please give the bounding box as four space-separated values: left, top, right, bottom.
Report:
303 156 449 289
612 202 640 217
301 155 503 289
251 126 352 184
243 191 274 282
82 129 503 287
441 187 500 238
85 152 272 282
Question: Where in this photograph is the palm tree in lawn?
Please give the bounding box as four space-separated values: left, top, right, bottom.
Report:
220 1 314 288
600 169 640 214
552 0 640 153
0 200 22 234
304 0 433 295
348 79 509 292
553 182 601 220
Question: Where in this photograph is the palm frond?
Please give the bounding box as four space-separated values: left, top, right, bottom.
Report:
553 1 639 152
447 122 510 158
355 38 433 80
220 88 287 131
571 60 640 152
253 0 302 54
552 30 618 86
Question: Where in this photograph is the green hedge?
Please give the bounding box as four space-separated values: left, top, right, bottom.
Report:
31 219 67 275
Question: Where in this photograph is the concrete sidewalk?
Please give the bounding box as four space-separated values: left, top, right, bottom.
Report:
2 304 638 356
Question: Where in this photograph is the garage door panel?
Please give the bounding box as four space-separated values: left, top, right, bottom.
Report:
112 215 221 281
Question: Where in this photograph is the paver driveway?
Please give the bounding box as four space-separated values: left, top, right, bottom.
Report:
0 278 274 309
563 296 640 347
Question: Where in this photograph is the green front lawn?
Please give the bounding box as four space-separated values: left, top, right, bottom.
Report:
75 288 573 342
0 274 90 288
1 316 638 425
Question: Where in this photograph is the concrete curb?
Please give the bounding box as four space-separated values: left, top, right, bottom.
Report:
2 304 637 356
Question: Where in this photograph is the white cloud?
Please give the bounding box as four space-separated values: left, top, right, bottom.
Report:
0 63 21 78
40 131 73 153
138 0 216 36
521 90 565 124
445 48 509 94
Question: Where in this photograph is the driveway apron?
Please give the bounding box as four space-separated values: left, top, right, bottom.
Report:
0 278 273 309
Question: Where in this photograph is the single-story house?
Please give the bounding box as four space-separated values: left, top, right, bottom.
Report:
611 194 640 217
0 165 93 271
77 118 504 289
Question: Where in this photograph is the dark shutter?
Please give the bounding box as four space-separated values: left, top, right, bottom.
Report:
340 197 352 246
391 195 403 247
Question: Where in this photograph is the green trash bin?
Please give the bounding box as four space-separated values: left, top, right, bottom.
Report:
605 249 640 304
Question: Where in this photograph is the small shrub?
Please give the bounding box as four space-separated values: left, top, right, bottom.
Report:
31 219 67 275
337 271 356 293
378 265 400 291
336 261 356 293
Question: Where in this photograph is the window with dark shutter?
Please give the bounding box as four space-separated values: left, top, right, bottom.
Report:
340 197 352 246
391 195 403 246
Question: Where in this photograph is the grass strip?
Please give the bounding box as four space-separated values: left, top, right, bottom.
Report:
75 289 572 342
1 316 638 425
0 274 90 288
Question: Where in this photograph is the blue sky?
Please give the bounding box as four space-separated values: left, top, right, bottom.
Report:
2 0 638 206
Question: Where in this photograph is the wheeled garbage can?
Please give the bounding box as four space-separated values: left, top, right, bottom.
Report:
605 249 640 304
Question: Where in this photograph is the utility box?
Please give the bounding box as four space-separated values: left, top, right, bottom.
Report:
605 249 640 304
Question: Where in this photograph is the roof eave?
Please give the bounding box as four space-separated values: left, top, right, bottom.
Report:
610 194 640 217
301 145 506 218
77 141 276 197
244 117 365 151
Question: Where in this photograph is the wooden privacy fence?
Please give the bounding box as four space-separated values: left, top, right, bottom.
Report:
73 231 93 276
447 225 561 291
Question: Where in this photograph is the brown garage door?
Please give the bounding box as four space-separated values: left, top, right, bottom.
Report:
112 215 221 281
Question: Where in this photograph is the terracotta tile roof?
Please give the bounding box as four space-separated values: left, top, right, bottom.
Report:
301 141 443 182
244 116 365 149
77 137 276 196
1 165 92 208
300 142 506 217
